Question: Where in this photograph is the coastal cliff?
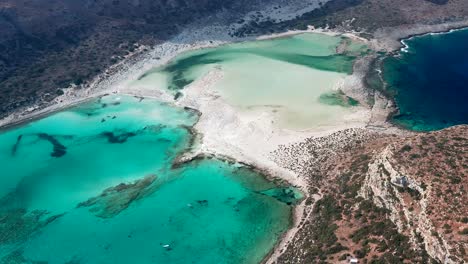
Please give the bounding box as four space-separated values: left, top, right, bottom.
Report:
271 126 467 263
360 126 467 263
0 0 467 263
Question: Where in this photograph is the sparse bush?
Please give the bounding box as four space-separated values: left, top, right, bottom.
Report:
401 145 412 152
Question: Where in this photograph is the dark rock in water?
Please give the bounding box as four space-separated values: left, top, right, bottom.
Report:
318 90 359 107
11 134 23 156
160 53 223 90
145 124 165 133
100 131 137 144
37 133 67 157
196 200 209 206
0 208 64 245
224 197 236 205
260 187 301 205
1 248 54 263
77 174 157 218
0 248 51 264
0 249 29 264
174 92 183 100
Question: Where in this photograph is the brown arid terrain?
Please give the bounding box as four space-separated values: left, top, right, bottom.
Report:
270 125 467 263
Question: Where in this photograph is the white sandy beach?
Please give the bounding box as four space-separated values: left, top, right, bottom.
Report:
0 27 393 264
0 3 422 261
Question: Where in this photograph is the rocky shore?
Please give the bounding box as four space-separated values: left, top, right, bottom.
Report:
1 0 467 263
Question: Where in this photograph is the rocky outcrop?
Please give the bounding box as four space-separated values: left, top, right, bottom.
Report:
359 126 468 263
77 174 157 218
359 147 453 263
272 125 467 263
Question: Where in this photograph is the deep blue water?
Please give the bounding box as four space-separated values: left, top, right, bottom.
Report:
383 28 468 131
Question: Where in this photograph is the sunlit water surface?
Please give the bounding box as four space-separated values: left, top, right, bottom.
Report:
133 33 368 129
0 95 300 264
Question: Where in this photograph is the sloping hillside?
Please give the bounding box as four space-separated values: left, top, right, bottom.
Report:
0 0 274 117
272 126 467 263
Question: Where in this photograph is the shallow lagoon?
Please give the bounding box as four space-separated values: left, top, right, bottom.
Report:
0 96 299 264
135 33 368 129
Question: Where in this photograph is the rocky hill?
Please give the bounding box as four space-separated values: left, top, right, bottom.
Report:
236 0 468 37
271 125 467 263
2 0 468 120
0 0 278 117
1 1 467 263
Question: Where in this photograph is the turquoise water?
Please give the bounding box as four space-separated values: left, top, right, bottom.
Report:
133 33 369 129
0 95 298 263
383 28 468 131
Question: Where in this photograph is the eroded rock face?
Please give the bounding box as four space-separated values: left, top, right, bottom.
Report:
359 126 468 263
271 126 467 263
272 129 428 263
359 147 447 261
77 174 157 218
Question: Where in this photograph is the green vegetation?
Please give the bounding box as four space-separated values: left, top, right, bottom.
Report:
140 53 222 90
459 228 468 235
400 145 412 152
289 195 346 262
258 52 356 74
312 196 341 246
318 90 360 107
396 186 422 200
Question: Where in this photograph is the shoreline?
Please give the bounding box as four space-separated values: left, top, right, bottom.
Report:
0 21 431 132
0 28 363 264
371 20 468 52
4 21 464 131
1 19 467 264
375 25 468 133
399 25 468 53
0 95 101 132
0 34 277 131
